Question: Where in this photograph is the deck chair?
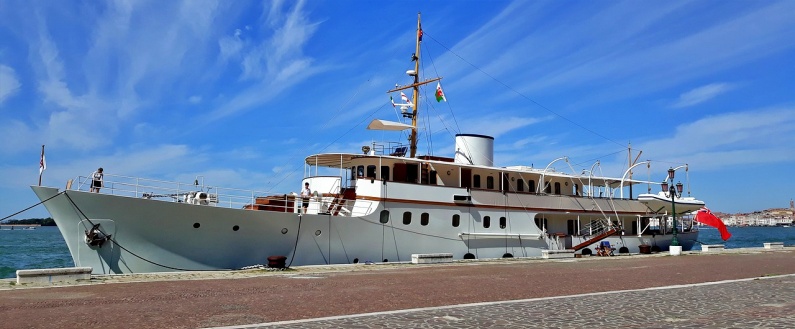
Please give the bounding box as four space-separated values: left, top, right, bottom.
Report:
390 146 407 157
598 241 615 256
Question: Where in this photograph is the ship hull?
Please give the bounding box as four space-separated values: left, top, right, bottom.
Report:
33 185 698 274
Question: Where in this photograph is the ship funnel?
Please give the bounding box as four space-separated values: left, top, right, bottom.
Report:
454 134 494 166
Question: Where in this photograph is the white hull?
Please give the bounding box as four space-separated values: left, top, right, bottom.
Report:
33 184 697 274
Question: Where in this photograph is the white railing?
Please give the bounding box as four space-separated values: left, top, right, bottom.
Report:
72 174 372 215
74 174 275 209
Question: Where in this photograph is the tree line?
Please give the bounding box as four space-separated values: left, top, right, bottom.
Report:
2 218 56 226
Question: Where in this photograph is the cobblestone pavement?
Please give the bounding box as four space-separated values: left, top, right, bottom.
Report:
2 249 794 329
224 275 795 329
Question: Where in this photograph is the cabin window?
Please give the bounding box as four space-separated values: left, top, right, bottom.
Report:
421 213 429 226
567 219 577 235
486 176 494 189
381 166 390 181
535 217 548 231
452 214 460 227
461 169 472 188
499 216 507 229
406 163 419 183
357 165 364 178
517 179 524 192
429 171 437 185
483 216 491 228
528 180 536 193
403 212 412 225
554 182 561 195
574 184 579 196
501 174 509 192
545 182 552 194
473 174 481 188
366 165 376 178
351 167 356 180
631 220 638 235
379 210 390 223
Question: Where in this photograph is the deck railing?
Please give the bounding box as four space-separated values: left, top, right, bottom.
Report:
71 174 369 215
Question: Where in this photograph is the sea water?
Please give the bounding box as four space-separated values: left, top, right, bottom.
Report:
1 225 793 279
0 226 73 279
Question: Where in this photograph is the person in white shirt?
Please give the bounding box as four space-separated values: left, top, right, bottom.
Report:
300 182 311 213
90 167 104 193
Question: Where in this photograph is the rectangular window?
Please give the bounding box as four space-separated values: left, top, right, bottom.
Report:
406 164 419 183
486 176 494 189
461 169 472 188
517 179 524 192
366 165 376 178
381 166 390 181
473 174 481 188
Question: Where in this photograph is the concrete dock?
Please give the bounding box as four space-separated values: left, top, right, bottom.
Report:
1 248 794 328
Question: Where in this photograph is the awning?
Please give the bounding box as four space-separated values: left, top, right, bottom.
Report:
366 119 413 131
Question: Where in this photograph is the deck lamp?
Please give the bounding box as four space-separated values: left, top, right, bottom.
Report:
661 167 684 246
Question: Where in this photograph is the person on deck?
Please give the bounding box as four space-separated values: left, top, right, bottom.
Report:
300 182 311 213
90 167 104 193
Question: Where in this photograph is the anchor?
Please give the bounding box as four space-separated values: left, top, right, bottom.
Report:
85 223 111 247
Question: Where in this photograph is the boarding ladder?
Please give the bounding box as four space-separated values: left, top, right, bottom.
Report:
572 218 618 251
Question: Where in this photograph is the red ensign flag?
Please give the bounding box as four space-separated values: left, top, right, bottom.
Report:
694 207 731 241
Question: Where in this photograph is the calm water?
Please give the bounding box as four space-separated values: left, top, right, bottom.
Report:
1 226 793 279
0 226 73 279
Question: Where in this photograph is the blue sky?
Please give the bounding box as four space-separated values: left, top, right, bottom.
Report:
2 0 795 219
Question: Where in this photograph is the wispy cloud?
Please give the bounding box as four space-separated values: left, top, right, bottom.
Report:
636 106 795 170
0 65 21 105
672 83 734 108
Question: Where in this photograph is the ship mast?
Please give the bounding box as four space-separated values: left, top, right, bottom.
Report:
386 12 441 158
409 12 422 158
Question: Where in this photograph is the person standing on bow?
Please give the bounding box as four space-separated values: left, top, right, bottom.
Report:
90 167 104 193
300 182 311 213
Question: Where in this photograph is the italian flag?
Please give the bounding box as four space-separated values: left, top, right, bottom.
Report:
435 82 446 102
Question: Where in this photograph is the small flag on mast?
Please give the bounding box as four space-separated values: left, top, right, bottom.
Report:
38 145 46 186
400 92 409 103
390 96 396 108
435 82 447 102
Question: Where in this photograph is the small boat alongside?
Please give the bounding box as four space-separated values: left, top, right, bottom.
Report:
32 13 712 275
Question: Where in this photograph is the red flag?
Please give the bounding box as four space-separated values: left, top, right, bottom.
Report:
695 207 731 241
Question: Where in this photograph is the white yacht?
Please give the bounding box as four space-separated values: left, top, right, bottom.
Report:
31 14 707 275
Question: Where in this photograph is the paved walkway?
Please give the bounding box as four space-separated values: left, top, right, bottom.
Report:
235 275 795 328
1 249 794 329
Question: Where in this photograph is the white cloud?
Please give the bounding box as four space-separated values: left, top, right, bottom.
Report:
636 106 795 170
0 65 21 104
672 83 734 108
188 95 202 104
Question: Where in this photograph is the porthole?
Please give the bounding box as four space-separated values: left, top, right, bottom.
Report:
315 230 322 236
281 228 288 234
499 217 506 229
353 258 359 264
421 213 429 226
483 216 491 228
233 225 240 231
452 214 460 227
383 259 388 262
379 210 389 223
193 223 200 228
403 212 411 225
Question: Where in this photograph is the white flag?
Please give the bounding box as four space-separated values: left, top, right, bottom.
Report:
39 150 46 175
